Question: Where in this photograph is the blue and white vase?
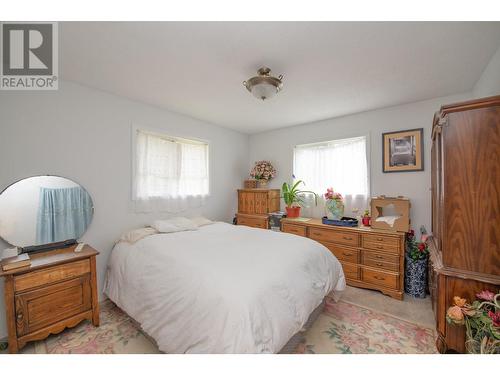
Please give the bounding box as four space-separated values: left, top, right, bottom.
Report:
404 255 428 298
325 199 344 220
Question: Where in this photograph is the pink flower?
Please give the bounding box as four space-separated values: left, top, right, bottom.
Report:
488 311 500 327
476 290 495 301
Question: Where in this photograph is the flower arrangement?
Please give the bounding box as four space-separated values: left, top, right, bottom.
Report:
323 187 344 220
405 230 429 261
250 160 277 181
324 187 343 201
446 290 500 354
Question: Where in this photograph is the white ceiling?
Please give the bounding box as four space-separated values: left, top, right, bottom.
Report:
60 22 500 134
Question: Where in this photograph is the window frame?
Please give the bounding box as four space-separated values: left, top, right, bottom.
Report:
292 133 371 197
131 124 211 202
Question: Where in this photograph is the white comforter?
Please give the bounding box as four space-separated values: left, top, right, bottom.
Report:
104 222 345 353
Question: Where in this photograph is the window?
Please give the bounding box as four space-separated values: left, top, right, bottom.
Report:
293 136 369 212
133 129 209 212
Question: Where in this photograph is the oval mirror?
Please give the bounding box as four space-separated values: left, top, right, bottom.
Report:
0 176 94 248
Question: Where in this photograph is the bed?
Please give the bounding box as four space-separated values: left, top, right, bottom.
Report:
104 221 345 353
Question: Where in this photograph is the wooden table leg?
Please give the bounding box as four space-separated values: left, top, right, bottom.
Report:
90 256 100 326
4 275 19 353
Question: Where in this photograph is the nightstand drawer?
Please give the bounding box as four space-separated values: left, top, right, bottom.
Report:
362 268 398 289
321 242 359 263
14 259 90 292
15 275 92 336
282 223 307 237
309 228 359 247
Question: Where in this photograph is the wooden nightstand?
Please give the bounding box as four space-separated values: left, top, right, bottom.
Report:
0 244 99 353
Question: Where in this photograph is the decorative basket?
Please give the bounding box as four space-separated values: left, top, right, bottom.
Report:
404 255 428 298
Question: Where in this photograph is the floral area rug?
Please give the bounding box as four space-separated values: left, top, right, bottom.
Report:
30 298 436 354
296 297 437 354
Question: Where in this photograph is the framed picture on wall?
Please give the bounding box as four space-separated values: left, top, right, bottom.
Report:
382 128 423 172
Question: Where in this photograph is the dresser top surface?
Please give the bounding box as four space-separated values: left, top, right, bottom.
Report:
237 188 280 192
282 217 405 237
0 244 99 277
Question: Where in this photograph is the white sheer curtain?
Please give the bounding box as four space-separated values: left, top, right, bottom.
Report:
293 136 369 218
133 129 209 213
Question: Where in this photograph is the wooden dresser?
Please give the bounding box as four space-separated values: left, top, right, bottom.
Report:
429 95 500 353
236 188 280 229
0 245 99 353
282 218 405 300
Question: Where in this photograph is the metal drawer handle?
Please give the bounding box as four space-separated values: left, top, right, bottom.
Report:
377 237 383 241
376 255 384 259
16 313 23 321
342 252 351 257
373 275 385 280
376 245 384 249
343 236 352 240
376 263 383 266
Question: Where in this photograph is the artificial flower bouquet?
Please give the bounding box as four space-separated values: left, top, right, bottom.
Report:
405 229 429 261
324 187 343 202
250 160 277 181
446 290 500 354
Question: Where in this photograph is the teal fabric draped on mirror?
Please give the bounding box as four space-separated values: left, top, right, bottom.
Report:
36 186 93 245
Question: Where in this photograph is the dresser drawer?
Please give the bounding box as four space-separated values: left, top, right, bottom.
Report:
363 250 400 265
14 259 90 292
362 268 398 289
282 223 307 237
341 262 360 280
15 275 92 336
362 257 399 272
362 239 400 254
236 215 268 229
321 242 359 263
362 233 399 247
309 228 360 247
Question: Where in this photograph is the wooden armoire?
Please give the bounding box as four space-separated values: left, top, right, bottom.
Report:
429 95 500 353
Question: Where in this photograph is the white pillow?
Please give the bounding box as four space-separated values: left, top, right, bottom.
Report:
152 217 198 233
169 217 198 230
190 216 214 227
119 227 158 244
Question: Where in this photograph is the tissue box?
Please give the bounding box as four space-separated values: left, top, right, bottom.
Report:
370 195 410 232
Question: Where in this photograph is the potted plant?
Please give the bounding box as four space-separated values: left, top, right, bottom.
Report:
362 209 371 226
281 180 317 218
404 230 429 298
323 188 344 220
446 290 500 353
250 160 276 187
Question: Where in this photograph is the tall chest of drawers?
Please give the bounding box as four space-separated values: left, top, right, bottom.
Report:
282 218 405 300
236 188 280 229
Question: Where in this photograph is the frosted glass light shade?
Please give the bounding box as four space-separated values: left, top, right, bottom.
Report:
251 82 278 100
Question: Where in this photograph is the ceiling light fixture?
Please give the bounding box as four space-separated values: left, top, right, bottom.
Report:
243 67 284 101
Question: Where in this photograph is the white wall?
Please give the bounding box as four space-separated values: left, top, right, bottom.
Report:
248 93 471 234
0 81 249 338
473 45 500 98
